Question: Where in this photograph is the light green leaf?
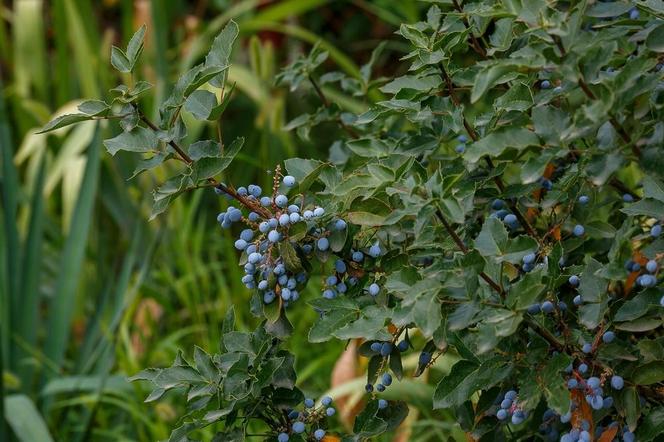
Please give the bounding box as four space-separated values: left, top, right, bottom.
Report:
103 126 158 156
464 128 540 163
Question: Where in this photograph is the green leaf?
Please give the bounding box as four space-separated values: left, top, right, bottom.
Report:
126 24 146 65
541 353 572 414
433 358 512 409
4 395 54 442
205 20 239 88
471 63 520 103
642 175 664 202
474 218 537 264
103 126 158 156
464 127 540 163
495 82 533 112
184 90 218 120
77 100 110 116
37 113 94 133
191 136 244 181
578 258 609 329
111 46 131 72
621 198 664 218
379 75 441 94
646 23 664 53
632 361 664 385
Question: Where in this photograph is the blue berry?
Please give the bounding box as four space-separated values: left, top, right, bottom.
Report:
326 407 335 416
335 219 347 230
304 398 314 408
326 275 338 286
582 343 593 354
603 396 614 409
289 213 301 223
603 331 615 343
638 274 656 287
278 213 290 226
281 288 292 301
368 243 382 258
419 351 432 366
283 175 296 187
611 375 624 390
303 210 314 219
370 342 382 353
587 377 600 389
558 301 567 311
237 186 247 196
378 399 388 409
263 291 275 304
573 295 583 306
258 280 268 290
646 259 657 273
652 224 662 237
573 224 585 237
397 340 409 352
275 194 288 207
323 289 335 299
380 342 393 357
491 199 504 210
268 218 278 228
523 253 536 265
248 211 259 222
496 409 508 420
382 373 392 386
313 429 325 440
368 283 380 296
500 398 512 409
455 144 465 154
560 411 571 423
321 396 332 406
569 275 580 287
579 430 591 442
578 195 589 204
292 421 305 433
234 239 248 250
317 237 330 251
313 207 325 217
624 431 635 442
541 80 551 89
268 230 281 243
260 196 271 206
623 193 634 202
578 363 588 374
336 282 347 293
541 301 555 314
527 304 541 314
511 410 526 425
365 383 373 392
376 383 385 392
504 214 518 226
629 8 639 19
567 379 578 389
335 260 347 273
352 251 364 262
457 135 468 143
248 252 262 264
587 394 604 410
540 178 553 191
278 432 289 442
505 390 517 401
228 208 242 222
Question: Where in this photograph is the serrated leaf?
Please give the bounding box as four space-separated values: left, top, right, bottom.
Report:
464 127 540 163
37 113 94 134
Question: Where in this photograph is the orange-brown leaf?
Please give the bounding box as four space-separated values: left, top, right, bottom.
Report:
570 390 594 435
597 426 619 442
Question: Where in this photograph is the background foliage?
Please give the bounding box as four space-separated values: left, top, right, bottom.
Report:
2 1 664 442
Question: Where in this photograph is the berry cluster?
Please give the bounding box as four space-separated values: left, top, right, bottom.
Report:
319 241 382 300
494 390 527 425
277 396 335 441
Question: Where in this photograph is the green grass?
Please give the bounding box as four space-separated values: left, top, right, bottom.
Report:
0 1 459 440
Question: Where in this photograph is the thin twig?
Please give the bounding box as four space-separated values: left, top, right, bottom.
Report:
307 74 360 139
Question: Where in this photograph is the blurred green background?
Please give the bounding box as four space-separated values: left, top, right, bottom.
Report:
0 1 464 440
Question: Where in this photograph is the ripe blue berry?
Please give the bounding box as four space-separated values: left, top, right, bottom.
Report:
228 208 242 222
278 432 289 442
573 294 583 306
268 230 281 243
397 340 409 352
623 193 634 202
578 195 589 204
368 243 382 257
275 194 288 207
380 342 393 357
419 351 432 366
303 210 314 219
646 259 657 273
652 224 662 237
527 304 541 314
323 289 335 299
313 207 325 217
560 411 571 423
523 253 536 265
248 252 262 264
370 342 382 353
336 282 347 293
376 383 385 392
578 363 588 374
326 275 338 286
237 186 247 196
283 175 296 187
569 275 580 287
611 375 624 390
326 407 335 416
313 429 325 440
352 251 364 262
378 399 388 409
573 224 585 237
335 219 347 230
638 274 656 287
504 214 518 228
496 409 508 420
382 373 392 386
587 394 603 410
304 398 314 408
582 343 593 354
457 134 468 143
491 199 504 210
321 396 332 406
511 410 525 425
587 377 601 389
504 390 517 401
234 239 248 250
541 80 551 89
602 331 615 343
624 431 635 442
365 383 373 392
455 144 465 154
258 280 268 290
263 291 275 304
317 237 330 251
500 398 512 409
335 260 347 273
289 213 301 223
541 301 555 314
368 283 380 296
567 379 578 389
629 8 639 19
292 421 305 433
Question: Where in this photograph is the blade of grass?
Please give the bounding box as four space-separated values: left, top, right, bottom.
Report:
43 126 101 381
4 394 54 442
63 0 100 98
0 74 20 373
16 155 46 392
13 0 49 102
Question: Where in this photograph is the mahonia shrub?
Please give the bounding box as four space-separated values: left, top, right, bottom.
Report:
40 1 664 441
